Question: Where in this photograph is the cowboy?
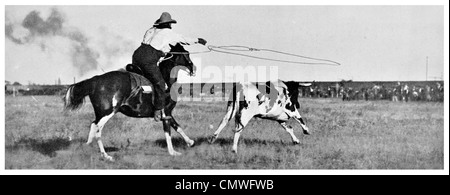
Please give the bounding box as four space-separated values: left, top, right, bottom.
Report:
132 12 207 121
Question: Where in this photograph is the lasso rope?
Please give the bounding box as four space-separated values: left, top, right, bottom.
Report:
168 45 341 66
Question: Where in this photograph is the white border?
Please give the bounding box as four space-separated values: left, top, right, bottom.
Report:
1 0 448 175
1 0 447 5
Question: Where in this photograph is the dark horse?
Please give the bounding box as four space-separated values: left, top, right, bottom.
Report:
64 44 195 161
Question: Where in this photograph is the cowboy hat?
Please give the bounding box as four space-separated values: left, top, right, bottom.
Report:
154 12 177 25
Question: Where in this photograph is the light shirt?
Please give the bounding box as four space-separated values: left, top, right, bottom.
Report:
142 27 198 53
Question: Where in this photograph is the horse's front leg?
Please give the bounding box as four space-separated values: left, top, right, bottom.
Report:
170 118 195 147
162 119 181 156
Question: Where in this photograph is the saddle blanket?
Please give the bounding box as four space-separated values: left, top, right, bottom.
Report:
141 86 152 93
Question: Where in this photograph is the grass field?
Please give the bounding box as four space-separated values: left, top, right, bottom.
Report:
4 95 444 169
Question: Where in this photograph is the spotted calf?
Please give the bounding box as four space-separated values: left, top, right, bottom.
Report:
209 80 310 153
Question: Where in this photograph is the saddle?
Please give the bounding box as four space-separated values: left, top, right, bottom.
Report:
125 64 153 94
126 64 144 76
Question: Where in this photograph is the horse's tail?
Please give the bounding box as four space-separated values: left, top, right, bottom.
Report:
63 79 93 111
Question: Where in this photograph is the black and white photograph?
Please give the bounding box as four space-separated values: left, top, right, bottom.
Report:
2 0 448 174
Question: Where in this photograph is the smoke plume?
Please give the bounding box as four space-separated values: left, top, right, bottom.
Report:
5 8 109 76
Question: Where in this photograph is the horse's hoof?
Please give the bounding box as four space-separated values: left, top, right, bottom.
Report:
208 135 217 144
86 140 94 146
231 146 239 153
303 129 311 135
170 151 182 156
101 154 114 162
187 140 195 147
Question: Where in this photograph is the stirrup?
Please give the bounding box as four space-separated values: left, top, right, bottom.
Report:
154 110 172 122
161 115 172 120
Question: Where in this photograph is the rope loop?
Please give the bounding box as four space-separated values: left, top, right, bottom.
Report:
167 44 341 66
207 45 341 66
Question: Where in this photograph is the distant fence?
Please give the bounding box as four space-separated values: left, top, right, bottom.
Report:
5 85 68 96
5 80 443 102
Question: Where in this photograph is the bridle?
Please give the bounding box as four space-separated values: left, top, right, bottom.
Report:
160 52 194 76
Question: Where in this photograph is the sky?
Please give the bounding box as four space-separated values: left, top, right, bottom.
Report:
3 4 446 84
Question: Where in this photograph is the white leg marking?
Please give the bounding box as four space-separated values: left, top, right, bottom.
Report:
86 123 97 145
112 94 119 108
165 132 181 156
97 139 113 161
175 127 194 147
280 122 300 144
96 112 115 161
96 113 114 132
232 131 241 153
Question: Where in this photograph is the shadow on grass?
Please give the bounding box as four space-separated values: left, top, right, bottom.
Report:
153 137 194 148
6 137 76 157
104 147 120 153
6 137 121 157
154 136 293 148
11 135 294 156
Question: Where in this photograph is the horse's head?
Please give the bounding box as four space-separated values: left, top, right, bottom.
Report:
163 43 196 76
